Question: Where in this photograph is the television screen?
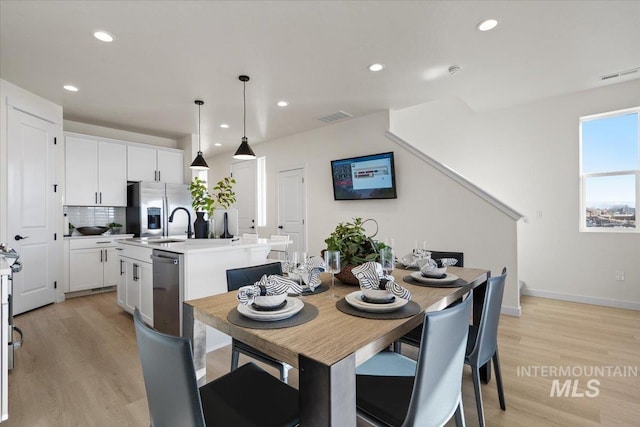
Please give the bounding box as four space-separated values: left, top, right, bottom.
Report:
331 152 397 200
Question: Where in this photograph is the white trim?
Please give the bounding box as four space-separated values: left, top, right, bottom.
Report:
500 305 521 317
385 130 524 221
522 288 640 311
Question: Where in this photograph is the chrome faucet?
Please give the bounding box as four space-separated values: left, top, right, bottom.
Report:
168 207 193 239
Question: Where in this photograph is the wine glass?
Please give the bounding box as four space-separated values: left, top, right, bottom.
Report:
324 250 341 299
291 251 308 288
379 247 395 277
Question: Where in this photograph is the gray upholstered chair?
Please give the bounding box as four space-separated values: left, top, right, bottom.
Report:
466 267 507 427
133 308 299 427
395 251 465 353
355 292 472 427
226 262 293 383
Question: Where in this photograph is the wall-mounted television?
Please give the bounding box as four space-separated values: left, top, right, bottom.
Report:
331 152 397 200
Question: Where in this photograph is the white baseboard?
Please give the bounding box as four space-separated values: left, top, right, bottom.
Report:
521 288 640 311
501 305 521 317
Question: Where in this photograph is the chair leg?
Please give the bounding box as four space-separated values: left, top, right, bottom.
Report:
454 395 466 427
471 366 486 427
231 346 240 372
493 349 506 410
393 341 402 353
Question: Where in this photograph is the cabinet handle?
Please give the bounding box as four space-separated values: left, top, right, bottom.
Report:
104 249 108 262
95 192 98 204
158 171 161 182
100 192 102 204
133 263 139 281
154 170 158 182
120 259 124 275
100 249 103 263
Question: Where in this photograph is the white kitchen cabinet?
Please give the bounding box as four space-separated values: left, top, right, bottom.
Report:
68 238 121 292
117 244 153 325
65 134 127 206
127 144 183 184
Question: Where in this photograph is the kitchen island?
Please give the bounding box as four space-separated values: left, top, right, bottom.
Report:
117 237 282 351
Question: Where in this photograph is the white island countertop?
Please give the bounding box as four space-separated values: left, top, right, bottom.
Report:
119 237 281 254
0 257 10 276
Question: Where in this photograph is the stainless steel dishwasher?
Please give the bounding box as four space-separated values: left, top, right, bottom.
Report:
150 250 183 336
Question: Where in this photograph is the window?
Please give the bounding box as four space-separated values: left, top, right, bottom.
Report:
256 156 266 227
580 107 639 231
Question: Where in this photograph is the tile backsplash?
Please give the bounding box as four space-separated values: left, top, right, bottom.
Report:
64 206 126 234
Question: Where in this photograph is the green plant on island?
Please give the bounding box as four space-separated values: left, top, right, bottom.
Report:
189 176 237 218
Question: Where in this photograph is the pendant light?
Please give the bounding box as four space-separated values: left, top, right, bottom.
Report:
190 100 209 170
233 75 256 160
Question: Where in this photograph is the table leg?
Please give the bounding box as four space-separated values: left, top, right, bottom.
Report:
183 303 207 387
472 281 492 384
299 353 356 427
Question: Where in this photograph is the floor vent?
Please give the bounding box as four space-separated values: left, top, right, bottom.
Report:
600 67 639 81
316 111 353 123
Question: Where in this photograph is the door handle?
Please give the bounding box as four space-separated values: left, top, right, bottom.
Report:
278 225 283 229
251 226 255 229
14 235 29 241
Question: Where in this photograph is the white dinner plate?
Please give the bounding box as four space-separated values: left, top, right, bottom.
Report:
410 272 459 285
344 291 409 313
237 297 304 321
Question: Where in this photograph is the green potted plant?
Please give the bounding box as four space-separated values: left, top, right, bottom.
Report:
189 176 236 238
107 222 123 234
324 217 387 285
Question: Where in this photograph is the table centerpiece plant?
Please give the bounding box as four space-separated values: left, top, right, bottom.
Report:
324 217 388 285
189 176 236 238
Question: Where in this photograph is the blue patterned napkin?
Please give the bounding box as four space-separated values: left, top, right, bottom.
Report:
284 256 326 291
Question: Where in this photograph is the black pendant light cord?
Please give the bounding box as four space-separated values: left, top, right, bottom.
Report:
198 101 202 151
243 79 247 139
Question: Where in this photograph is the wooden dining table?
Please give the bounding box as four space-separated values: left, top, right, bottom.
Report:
183 265 490 427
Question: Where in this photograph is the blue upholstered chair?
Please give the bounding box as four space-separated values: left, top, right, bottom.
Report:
465 267 507 427
226 262 293 383
355 292 472 427
133 308 299 427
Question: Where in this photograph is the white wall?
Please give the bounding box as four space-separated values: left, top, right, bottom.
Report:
63 120 177 148
391 79 640 310
207 111 520 314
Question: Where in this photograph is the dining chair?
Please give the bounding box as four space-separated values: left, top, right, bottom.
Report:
268 234 290 261
226 262 293 383
355 292 472 427
394 251 465 353
465 267 507 427
133 308 299 427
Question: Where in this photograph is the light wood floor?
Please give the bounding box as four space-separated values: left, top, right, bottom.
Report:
6 293 639 426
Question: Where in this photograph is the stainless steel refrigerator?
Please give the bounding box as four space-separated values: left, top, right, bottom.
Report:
126 182 194 238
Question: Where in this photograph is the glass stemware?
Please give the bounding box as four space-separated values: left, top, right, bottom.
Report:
379 247 395 278
324 250 341 299
291 251 308 288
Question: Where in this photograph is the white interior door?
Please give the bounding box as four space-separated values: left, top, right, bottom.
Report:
7 107 58 314
231 161 256 235
277 168 306 252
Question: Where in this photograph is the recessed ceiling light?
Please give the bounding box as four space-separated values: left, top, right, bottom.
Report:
219 124 229 128
63 85 79 92
277 101 289 107
477 19 498 32
368 63 385 72
93 31 114 42
214 143 222 147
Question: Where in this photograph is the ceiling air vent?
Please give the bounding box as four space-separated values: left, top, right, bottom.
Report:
600 67 639 81
316 111 353 123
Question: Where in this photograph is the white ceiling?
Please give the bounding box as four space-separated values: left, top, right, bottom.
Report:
2 1 639 156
